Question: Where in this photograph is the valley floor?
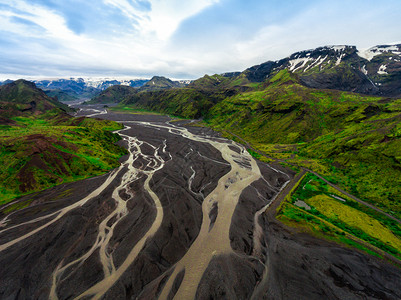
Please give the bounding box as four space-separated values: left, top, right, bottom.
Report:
0 108 400 299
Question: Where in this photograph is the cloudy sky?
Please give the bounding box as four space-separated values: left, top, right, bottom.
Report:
0 0 401 79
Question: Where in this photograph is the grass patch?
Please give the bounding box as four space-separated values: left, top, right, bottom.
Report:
0 114 127 207
277 172 401 260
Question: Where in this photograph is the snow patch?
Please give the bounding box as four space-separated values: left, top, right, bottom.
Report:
357 45 401 61
288 57 312 72
331 45 346 52
378 65 388 75
303 55 327 72
336 53 345 66
316 55 328 67
361 65 368 75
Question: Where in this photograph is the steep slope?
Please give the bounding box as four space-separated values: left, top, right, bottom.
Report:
0 80 126 204
206 70 401 219
0 80 72 121
90 85 137 103
244 44 401 96
44 89 79 102
122 87 216 118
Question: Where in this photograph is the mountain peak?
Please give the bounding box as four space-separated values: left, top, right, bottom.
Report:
357 44 401 61
242 43 401 96
12 79 38 89
139 76 185 91
0 80 71 118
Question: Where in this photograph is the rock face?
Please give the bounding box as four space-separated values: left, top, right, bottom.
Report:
244 44 401 96
1 110 400 300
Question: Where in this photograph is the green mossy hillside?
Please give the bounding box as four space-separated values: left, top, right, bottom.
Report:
0 111 126 205
0 80 72 119
122 88 217 119
205 70 401 218
94 69 401 221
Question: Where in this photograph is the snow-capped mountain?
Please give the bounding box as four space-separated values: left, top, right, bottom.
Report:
244 44 401 96
27 77 149 101
34 77 149 90
76 78 149 90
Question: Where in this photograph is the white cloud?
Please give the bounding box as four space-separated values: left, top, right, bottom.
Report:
0 0 224 78
0 0 400 79
104 0 220 40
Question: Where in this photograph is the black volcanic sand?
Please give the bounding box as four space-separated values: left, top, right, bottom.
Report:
0 111 401 300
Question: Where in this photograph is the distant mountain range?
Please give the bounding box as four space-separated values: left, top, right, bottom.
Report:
35 78 149 101
90 44 401 108
0 77 191 102
2 43 399 103
89 76 190 103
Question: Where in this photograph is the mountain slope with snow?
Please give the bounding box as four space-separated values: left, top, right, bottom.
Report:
244 44 401 96
26 78 149 101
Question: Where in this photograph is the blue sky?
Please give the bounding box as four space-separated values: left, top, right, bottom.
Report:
0 0 400 79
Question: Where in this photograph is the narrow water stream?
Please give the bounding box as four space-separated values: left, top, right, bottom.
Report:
0 115 279 300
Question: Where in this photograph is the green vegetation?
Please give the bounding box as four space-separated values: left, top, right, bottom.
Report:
247 149 261 159
44 89 78 102
0 111 126 205
0 79 72 119
277 172 401 260
82 56 401 261
109 105 165 115
205 70 401 219
89 68 401 234
122 88 216 119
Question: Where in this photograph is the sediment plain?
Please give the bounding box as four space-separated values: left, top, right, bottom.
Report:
0 106 400 300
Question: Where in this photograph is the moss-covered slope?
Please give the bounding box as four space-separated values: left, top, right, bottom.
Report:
206 70 401 219
0 81 127 205
0 80 72 119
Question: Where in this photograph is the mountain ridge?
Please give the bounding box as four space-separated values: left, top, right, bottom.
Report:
0 80 126 203
244 44 401 96
0 79 72 121
88 43 401 109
